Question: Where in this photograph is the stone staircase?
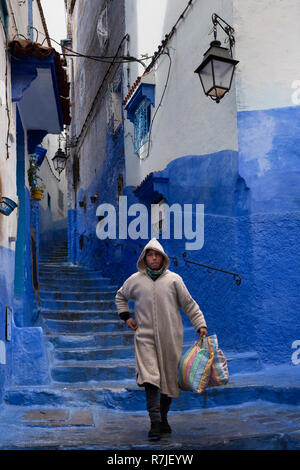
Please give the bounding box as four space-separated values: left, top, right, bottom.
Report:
5 240 299 414
38 241 137 390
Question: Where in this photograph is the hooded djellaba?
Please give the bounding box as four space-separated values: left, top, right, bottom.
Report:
115 238 207 398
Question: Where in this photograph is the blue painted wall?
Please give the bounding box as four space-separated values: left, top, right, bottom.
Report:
78 138 300 367
236 105 300 364
69 124 126 269
0 246 15 402
237 106 300 213
14 111 37 327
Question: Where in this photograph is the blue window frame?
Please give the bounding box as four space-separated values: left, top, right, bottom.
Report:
125 81 155 153
133 98 151 152
0 0 8 34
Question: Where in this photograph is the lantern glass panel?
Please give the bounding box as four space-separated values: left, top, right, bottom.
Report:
212 59 235 91
198 61 214 95
56 157 65 171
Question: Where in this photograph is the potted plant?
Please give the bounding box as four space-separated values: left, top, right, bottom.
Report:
27 158 46 200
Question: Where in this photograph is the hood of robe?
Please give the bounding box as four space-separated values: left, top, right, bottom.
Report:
137 238 170 273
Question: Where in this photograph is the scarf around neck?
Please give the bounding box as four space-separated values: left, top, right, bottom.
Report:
145 265 164 281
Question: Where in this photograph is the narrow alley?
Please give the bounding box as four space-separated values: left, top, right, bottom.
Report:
0 0 300 455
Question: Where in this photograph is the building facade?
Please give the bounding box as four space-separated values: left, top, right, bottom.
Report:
64 0 126 269
0 0 70 401
66 0 299 370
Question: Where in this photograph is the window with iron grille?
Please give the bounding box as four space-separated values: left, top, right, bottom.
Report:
133 98 151 152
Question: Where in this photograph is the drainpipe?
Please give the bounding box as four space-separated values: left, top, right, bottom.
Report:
28 0 34 40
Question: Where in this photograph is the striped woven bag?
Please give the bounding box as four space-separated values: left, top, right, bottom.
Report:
203 334 229 387
178 337 215 393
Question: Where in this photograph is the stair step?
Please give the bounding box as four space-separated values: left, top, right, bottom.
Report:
38 285 118 292
41 309 120 321
44 318 126 334
39 270 105 279
40 299 117 311
39 291 116 301
5 379 300 409
54 344 135 362
46 331 135 349
39 280 113 290
226 351 263 375
39 277 111 284
51 361 136 383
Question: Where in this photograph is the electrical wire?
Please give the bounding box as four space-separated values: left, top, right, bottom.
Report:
144 0 195 74
27 27 149 67
75 34 129 150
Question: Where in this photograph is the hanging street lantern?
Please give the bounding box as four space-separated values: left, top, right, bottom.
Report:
52 147 68 175
195 13 239 103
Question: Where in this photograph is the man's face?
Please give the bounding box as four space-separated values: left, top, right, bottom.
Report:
145 249 163 270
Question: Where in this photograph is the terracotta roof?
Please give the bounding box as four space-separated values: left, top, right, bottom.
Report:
123 71 154 106
9 39 71 126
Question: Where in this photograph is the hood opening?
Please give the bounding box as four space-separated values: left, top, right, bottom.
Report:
137 238 170 273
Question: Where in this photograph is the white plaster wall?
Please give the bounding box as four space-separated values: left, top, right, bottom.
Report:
0 7 18 250
0 1 65 250
39 133 68 224
124 0 239 188
233 0 300 111
7 0 30 38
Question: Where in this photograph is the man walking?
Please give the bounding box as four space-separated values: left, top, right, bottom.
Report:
115 238 207 440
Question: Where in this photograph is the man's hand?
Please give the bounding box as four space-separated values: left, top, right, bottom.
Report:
199 327 207 337
126 318 138 330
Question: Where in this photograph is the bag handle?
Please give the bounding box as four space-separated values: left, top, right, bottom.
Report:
198 335 214 355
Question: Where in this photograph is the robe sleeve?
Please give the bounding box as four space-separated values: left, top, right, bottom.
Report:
115 279 131 317
176 277 207 332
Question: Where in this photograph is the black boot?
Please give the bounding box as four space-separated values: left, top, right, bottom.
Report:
160 393 172 434
160 417 172 434
148 421 161 440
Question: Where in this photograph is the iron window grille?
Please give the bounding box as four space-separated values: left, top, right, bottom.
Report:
133 98 151 152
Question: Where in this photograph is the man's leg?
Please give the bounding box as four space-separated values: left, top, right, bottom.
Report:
144 383 161 440
160 393 172 434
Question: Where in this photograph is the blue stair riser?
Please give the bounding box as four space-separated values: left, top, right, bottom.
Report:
54 346 135 362
38 285 118 292
41 310 120 321
54 345 135 362
4 385 300 409
39 271 106 279
39 291 117 301
46 332 135 349
40 250 68 254
39 279 113 288
51 364 136 383
44 319 127 334
40 300 117 310
39 276 110 284
40 250 68 255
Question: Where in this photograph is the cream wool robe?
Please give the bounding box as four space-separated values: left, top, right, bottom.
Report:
115 238 207 398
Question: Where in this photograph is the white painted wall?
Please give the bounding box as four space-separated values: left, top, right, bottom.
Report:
0 1 65 251
39 133 68 232
123 0 239 188
233 0 300 111
0 3 18 250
